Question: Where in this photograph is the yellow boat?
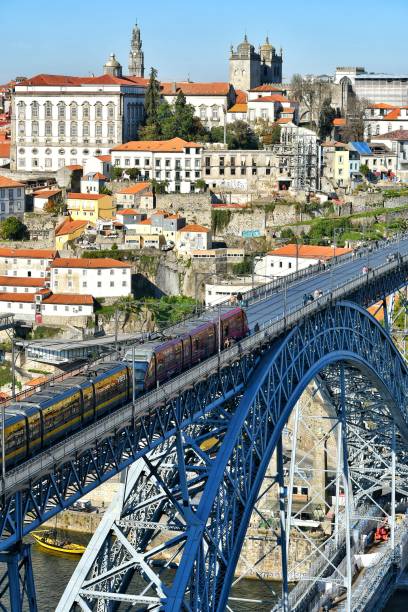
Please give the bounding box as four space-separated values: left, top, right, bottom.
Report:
31 530 86 555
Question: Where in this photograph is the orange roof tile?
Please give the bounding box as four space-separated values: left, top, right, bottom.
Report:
43 293 94 305
160 82 231 96
251 94 289 103
368 103 397 110
0 175 24 188
0 276 44 287
96 155 111 162
384 109 401 120
139 219 152 225
0 248 56 259
268 244 352 260
26 375 50 387
250 84 285 93
117 181 151 195
277 118 293 124
332 118 347 126
65 164 82 171
235 89 248 104
20 74 148 88
55 219 89 236
33 189 61 198
0 293 35 303
228 103 248 113
112 137 201 153
0 143 10 158
117 209 141 215
51 257 129 269
67 192 109 200
179 224 210 233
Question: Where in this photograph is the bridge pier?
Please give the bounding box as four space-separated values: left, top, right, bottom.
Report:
0 543 37 612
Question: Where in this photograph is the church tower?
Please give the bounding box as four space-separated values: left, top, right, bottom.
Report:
229 35 260 91
103 53 123 77
259 37 283 84
128 22 144 77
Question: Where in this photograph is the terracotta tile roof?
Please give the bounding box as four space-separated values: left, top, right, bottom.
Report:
0 248 56 259
55 219 88 236
372 129 408 140
384 109 401 120
42 293 94 305
65 164 83 171
277 118 293 124
51 257 129 269
91 172 107 180
160 82 231 96
332 118 347 126
268 244 352 260
96 155 111 162
117 209 141 215
235 89 248 104
67 192 108 200
321 140 348 148
20 74 148 88
33 189 61 198
117 181 151 195
179 224 210 233
112 137 201 153
250 84 285 93
251 94 289 103
0 175 24 188
368 103 397 109
0 276 44 287
27 376 50 387
139 219 151 225
0 142 10 158
0 293 35 303
228 103 248 113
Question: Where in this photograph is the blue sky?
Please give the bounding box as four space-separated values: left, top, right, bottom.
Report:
2 0 408 84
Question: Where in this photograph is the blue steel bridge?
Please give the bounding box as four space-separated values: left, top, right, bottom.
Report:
1 237 408 611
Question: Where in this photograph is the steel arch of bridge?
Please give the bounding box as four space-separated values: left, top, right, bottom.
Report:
61 300 408 611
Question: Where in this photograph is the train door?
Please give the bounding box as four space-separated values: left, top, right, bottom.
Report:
181 336 191 370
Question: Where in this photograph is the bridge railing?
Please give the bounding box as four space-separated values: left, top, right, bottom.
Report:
3 251 406 497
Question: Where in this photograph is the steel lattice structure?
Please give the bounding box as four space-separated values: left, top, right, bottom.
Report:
56 301 408 611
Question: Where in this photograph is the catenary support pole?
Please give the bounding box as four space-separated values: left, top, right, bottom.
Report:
278 435 289 612
340 365 352 612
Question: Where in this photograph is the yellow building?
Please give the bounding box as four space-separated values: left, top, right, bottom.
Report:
322 141 350 188
66 193 114 223
55 219 89 250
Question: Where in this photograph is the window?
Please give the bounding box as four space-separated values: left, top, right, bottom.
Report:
134 158 140 166
53 305 58 311
110 281 114 287
70 122 78 138
125 158 130 166
97 269 102 275
18 121 25 136
200 106 206 120
58 121 65 137
155 159 161 167
97 281 101 287
70 102 78 119
82 103 90 119
57 102 66 120
144 158 150 165
65 306 69 312
185 159 191 169
83 122 90 138
95 102 103 119
31 102 39 118
122 281 127 287
108 122 115 138
107 103 114 119
82 281 87 288
45 121 52 137
45 101 52 118
31 121 39 136
95 122 102 138
212 106 219 121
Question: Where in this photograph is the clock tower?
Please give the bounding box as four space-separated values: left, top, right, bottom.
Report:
128 22 144 78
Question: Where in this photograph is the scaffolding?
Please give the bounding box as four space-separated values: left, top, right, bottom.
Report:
272 126 320 192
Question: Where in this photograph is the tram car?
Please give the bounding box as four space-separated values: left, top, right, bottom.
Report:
1 307 248 469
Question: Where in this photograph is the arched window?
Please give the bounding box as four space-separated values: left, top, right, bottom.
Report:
17 102 26 119
107 122 115 138
70 102 78 119
57 102 66 120
32 121 39 136
58 121 65 137
83 122 90 138
31 101 39 118
107 103 114 119
18 121 25 136
82 103 90 119
45 121 52 137
95 122 103 138
95 102 103 119
70 121 78 138
45 101 52 118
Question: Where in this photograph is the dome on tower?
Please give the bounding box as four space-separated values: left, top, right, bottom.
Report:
260 36 275 53
237 34 254 54
104 53 122 77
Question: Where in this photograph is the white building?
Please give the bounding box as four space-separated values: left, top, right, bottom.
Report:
0 248 57 278
0 291 94 322
114 181 152 209
364 104 408 138
177 224 212 254
0 175 25 219
11 73 147 173
160 82 236 129
205 279 260 307
254 244 352 279
111 138 203 193
370 130 408 181
0 276 45 293
83 154 112 177
0 141 10 167
50 257 131 298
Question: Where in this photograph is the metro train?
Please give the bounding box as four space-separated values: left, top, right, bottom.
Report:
1 307 249 469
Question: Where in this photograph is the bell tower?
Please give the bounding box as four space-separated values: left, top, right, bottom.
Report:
128 22 144 77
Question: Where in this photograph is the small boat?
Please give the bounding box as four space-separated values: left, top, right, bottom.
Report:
31 530 86 555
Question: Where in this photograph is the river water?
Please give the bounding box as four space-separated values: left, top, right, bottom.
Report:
25 538 408 611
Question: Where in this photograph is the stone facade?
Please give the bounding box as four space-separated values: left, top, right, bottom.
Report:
229 35 283 91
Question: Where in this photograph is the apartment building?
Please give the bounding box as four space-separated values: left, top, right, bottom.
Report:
50 257 131 298
0 175 26 219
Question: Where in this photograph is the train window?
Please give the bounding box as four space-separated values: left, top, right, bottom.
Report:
194 338 199 350
301 487 308 496
292 486 298 494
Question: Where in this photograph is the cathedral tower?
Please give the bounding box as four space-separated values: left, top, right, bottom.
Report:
104 53 123 77
128 22 144 77
229 35 260 91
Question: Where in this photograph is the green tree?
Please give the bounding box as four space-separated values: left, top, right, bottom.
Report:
112 166 123 180
359 163 370 177
211 120 259 150
0 217 28 240
195 179 207 192
318 99 336 140
126 168 140 180
150 179 169 194
43 195 64 215
254 119 281 145
143 67 161 133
